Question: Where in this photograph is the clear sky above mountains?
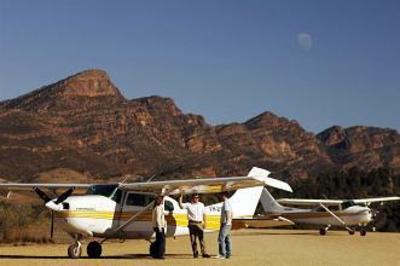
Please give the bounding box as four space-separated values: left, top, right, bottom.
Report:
0 0 399 132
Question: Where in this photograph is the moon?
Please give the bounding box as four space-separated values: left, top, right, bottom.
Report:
297 33 313 51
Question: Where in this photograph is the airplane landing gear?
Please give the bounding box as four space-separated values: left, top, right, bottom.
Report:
346 226 355 235
67 241 82 259
319 224 331 235
360 229 367 236
87 241 102 258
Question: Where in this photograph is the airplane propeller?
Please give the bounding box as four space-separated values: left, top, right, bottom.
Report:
50 210 54 239
54 188 74 204
34 187 51 203
33 187 74 239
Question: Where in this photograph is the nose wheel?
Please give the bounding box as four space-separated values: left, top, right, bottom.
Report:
67 241 82 259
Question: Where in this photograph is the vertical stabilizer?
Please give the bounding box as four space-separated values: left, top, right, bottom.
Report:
260 187 286 213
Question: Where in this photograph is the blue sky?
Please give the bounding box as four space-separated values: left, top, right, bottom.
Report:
0 0 399 132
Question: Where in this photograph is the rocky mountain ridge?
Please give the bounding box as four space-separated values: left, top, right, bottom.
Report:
0 69 399 182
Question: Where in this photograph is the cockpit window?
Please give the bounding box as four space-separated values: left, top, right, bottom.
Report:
111 189 122 204
126 193 154 207
87 184 118 197
341 200 355 209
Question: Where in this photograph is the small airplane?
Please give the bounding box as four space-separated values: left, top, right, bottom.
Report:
0 167 292 259
256 188 400 236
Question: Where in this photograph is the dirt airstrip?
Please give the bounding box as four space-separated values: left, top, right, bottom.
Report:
0 229 399 266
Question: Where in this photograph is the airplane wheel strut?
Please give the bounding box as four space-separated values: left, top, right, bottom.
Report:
87 241 102 258
68 242 82 259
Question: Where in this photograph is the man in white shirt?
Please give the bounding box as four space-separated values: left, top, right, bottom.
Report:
151 195 167 259
216 192 233 259
179 193 211 258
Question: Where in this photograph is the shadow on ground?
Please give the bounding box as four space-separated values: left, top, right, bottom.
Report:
235 230 348 237
0 253 195 260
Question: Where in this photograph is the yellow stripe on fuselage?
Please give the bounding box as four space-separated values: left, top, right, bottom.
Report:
56 210 222 230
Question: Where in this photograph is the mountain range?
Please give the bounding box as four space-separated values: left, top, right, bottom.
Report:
1 69 399 183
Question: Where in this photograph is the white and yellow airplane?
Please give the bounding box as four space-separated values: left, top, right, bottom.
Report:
256 188 400 236
0 167 292 259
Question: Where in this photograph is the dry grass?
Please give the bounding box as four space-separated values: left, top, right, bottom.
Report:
0 229 399 266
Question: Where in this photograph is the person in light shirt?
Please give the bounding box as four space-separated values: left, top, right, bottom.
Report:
151 195 167 259
216 191 233 259
179 193 211 258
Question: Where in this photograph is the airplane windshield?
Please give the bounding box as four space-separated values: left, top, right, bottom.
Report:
341 200 355 209
87 184 118 197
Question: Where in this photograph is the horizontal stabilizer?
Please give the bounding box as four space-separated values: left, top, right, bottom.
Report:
248 167 293 192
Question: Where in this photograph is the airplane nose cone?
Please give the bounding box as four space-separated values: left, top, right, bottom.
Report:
45 201 63 211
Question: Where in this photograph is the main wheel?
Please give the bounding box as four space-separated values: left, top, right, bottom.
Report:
360 229 367 236
87 241 102 258
348 230 355 235
319 228 326 236
68 243 82 259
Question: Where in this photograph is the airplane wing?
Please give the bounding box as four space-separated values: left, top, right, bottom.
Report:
352 197 400 204
119 167 292 195
0 183 92 191
277 196 400 206
0 167 292 196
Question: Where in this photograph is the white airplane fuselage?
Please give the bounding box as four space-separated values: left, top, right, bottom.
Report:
260 188 373 228
54 185 263 240
276 205 373 226
57 195 211 239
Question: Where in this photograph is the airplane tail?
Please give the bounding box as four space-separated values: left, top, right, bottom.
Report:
260 187 286 213
208 167 291 218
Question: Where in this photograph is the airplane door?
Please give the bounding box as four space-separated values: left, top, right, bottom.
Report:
121 192 155 234
110 189 125 228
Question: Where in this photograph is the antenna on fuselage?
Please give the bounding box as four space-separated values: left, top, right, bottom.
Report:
144 167 169 183
120 175 132 184
146 173 158 183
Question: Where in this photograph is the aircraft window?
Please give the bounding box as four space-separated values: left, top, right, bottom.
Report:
327 205 340 211
87 184 118 197
111 189 122 204
341 201 355 209
313 205 340 212
126 193 155 206
312 206 324 212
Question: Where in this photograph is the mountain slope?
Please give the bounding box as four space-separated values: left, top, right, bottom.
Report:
0 69 399 182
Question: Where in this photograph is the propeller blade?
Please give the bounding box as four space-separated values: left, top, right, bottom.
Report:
55 188 74 204
34 187 51 203
50 211 54 239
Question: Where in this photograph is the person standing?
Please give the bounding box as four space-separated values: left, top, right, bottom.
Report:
216 192 233 259
179 193 211 258
151 195 167 259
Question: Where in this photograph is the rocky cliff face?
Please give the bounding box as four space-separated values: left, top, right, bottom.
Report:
0 69 399 182
317 126 400 171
